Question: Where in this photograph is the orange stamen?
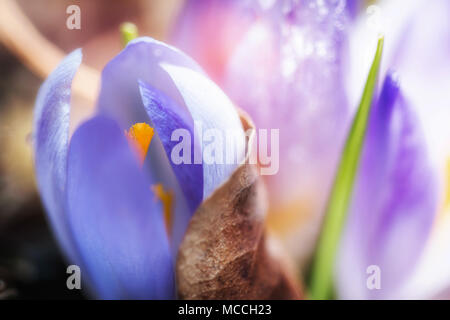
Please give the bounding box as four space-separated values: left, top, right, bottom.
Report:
124 123 154 164
151 184 174 236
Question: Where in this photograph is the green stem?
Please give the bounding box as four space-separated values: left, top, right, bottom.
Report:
308 36 384 300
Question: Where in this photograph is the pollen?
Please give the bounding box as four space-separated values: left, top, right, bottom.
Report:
152 183 174 235
125 123 154 164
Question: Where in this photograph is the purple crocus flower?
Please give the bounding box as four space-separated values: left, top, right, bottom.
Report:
336 72 438 299
223 0 351 265
33 37 245 299
336 0 450 299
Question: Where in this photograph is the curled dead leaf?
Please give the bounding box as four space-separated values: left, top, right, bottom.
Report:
176 111 302 299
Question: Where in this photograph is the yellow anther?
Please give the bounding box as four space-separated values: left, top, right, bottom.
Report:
125 123 154 164
152 184 174 235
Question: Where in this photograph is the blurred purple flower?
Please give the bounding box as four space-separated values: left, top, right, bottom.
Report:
223 0 351 264
345 0 361 19
336 72 438 299
336 0 450 299
33 37 244 299
171 0 358 83
171 0 257 82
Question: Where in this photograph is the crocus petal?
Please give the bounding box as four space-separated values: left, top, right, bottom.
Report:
336 73 438 299
345 0 361 19
138 80 201 253
159 62 245 199
33 49 82 262
225 0 350 265
397 211 450 299
98 37 245 202
97 37 201 129
144 135 193 257
139 80 202 213
66 116 174 299
347 0 450 164
171 0 360 82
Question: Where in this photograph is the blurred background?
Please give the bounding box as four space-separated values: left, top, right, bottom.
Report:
0 0 183 299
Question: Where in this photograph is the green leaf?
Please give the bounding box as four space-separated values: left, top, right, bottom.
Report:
120 22 138 47
307 36 384 300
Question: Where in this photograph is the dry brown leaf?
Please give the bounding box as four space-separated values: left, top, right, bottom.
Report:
176 111 303 300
